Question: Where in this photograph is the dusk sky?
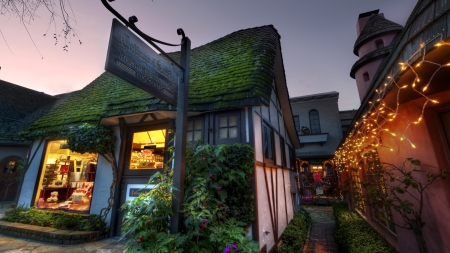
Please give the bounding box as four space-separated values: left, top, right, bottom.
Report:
0 0 417 110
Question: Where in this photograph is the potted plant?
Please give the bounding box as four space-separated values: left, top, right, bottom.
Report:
301 126 310 135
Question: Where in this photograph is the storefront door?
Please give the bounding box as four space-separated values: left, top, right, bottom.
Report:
116 123 171 235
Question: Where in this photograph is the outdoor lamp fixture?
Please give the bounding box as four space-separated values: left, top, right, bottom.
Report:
263 230 270 235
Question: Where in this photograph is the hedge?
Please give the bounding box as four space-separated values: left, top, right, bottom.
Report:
333 203 396 253
276 207 312 253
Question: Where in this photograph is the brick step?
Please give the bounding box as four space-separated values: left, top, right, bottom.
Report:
0 220 106 245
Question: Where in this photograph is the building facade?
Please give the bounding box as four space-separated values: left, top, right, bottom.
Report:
337 2 450 252
15 25 300 252
290 92 343 202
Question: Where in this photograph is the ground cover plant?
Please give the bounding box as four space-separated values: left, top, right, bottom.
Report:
120 143 258 253
2 206 107 232
275 207 312 253
333 203 396 253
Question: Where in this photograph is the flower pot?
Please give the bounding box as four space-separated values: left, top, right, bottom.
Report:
302 129 310 135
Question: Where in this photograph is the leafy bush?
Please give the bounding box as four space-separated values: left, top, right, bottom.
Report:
276 208 311 253
120 143 258 253
333 203 396 253
2 207 107 232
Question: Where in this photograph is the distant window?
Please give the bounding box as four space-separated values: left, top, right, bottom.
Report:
309 110 321 134
187 119 202 142
375 39 384 49
293 116 300 132
263 124 274 162
363 72 370 82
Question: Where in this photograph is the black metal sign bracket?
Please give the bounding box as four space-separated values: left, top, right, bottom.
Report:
101 0 184 71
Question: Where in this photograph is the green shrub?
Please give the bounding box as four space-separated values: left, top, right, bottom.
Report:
2 207 107 232
333 203 396 253
276 209 311 253
120 143 258 253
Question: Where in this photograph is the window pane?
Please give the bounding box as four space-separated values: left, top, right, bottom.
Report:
219 116 227 127
229 127 238 138
219 128 228 139
130 130 166 170
228 115 237 126
186 131 193 142
187 121 193 131
194 120 202 130
194 130 202 141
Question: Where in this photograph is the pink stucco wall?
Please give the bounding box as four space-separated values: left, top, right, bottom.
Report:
354 58 383 101
376 91 450 253
357 32 398 57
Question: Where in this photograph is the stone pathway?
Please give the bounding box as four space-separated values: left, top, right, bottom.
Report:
0 202 125 253
302 206 339 253
0 234 124 253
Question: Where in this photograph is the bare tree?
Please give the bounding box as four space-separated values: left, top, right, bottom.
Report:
0 0 81 57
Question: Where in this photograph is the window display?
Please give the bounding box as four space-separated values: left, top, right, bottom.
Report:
34 140 97 213
129 130 166 170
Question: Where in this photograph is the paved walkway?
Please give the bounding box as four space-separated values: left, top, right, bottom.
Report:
302 206 339 253
0 202 124 253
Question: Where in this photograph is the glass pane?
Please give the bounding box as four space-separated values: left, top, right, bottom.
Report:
219 128 228 139
187 121 193 131
130 130 166 170
34 140 98 213
219 116 227 127
229 127 238 138
186 131 193 142
194 120 202 130
228 115 237 126
194 131 202 141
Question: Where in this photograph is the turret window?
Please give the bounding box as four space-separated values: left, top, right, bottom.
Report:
363 72 370 82
375 39 384 49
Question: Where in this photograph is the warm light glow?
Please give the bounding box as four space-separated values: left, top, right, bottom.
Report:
335 39 450 166
436 42 442 47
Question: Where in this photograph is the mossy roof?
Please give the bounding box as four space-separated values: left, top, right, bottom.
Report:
25 25 279 139
0 79 59 141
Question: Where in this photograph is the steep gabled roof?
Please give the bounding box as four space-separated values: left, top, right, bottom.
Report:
354 14 403 56
25 25 280 138
0 80 57 141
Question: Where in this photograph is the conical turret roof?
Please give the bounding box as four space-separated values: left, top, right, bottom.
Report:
354 14 403 56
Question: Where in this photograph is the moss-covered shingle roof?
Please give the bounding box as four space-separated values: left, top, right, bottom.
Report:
25 25 279 138
0 80 59 141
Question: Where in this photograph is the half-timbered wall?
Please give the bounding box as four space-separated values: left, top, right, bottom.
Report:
252 91 297 252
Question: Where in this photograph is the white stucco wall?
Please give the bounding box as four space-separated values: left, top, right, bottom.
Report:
17 139 45 207
90 125 121 225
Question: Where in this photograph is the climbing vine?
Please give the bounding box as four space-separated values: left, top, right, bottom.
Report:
66 123 118 220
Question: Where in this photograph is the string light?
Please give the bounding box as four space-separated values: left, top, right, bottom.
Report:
335 36 449 166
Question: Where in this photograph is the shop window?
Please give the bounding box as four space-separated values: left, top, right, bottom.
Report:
309 110 321 134
375 39 384 49
187 119 202 142
34 140 98 213
363 72 370 82
129 129 166 170
293 116 300 132
263 123 274 162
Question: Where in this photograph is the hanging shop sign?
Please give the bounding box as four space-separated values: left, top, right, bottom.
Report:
105 18 179 106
